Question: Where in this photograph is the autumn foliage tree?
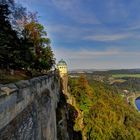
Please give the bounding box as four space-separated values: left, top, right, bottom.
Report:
21 13 55 71
69 75 140 140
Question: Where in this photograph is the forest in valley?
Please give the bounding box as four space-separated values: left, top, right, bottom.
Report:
68 74 140 140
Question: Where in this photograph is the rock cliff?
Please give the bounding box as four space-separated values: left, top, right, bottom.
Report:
0 72 60 140
0 72 81 140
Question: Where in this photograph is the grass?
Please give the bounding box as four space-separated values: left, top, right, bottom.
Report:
0 70 30 84
112 74 140 78
0 69 51 84
109 79 126 84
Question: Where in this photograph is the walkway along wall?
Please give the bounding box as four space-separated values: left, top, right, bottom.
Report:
0 72 60 140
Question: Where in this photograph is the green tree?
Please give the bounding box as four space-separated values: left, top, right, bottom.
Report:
23 15 55 71
0 2 55 74
0 4 20 69
69 76 140 140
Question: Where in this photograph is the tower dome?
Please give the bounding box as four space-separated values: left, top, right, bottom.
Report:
58 59 67 66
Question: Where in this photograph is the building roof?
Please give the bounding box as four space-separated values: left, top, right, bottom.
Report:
57 59 67 66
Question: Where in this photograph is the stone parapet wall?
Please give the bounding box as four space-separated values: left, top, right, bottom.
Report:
0 72 60 140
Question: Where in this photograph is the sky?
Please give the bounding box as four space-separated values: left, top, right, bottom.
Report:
17 0 140 70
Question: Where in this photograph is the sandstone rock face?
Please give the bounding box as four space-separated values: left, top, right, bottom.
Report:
0 72 60 140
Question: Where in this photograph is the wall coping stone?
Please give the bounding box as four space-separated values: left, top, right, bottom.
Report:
15 80 30 89
0 83 18 96
0 72 58 98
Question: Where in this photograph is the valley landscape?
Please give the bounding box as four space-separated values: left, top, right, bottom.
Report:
0 0 140 140
68 69 140 139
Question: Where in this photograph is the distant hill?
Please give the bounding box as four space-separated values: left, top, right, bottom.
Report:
69 69 140 75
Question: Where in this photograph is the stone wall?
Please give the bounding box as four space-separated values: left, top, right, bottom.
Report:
0 72 60 140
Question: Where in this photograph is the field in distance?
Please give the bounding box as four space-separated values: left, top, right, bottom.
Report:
112 74 140 78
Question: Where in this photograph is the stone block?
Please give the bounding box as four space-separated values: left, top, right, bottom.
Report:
0 84 18 96
15 80 30 89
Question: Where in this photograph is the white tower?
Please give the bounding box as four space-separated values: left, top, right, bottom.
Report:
57 59 68 94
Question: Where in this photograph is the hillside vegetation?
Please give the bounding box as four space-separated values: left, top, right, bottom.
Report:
69 75 140 140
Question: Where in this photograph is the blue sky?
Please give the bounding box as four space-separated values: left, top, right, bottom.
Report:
18 0 140 69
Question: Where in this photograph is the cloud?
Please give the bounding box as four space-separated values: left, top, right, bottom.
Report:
51 0 76 10
47 24 84 41
84 33 132 41
47 24 92 41
54 47 140 60
47 24 77 33
51 0 100 24
125 24 140 31
47 23 137 43
108 0 129 19
54 47 140 69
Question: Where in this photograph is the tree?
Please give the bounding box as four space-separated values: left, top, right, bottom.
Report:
69 76 140 140
0 2 55 72
23 14 55 71
0 4 20 69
